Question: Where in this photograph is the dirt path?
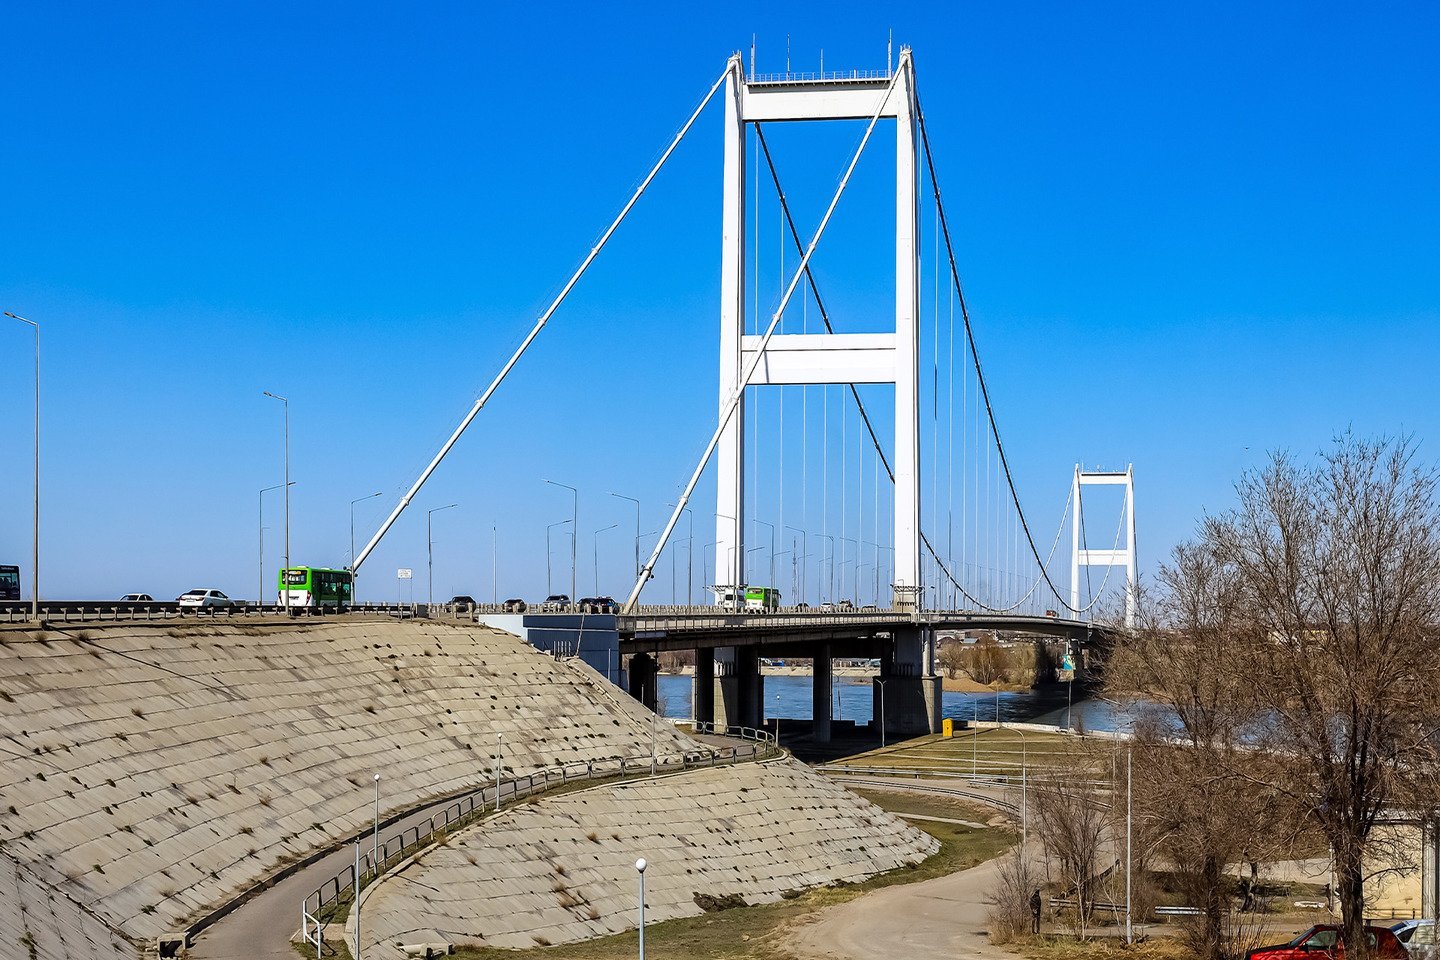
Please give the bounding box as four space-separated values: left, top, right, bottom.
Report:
781 846 1012 960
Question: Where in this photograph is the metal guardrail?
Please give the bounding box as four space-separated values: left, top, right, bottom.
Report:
1 600 426 624
748 69 892 84
299 735 777 928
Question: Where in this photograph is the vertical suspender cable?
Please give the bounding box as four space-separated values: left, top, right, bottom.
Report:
352 64 731 573
623 63 904 612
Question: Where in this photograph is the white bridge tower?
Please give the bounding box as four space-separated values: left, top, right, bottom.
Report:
715 51 923 611
1070 464 1138 626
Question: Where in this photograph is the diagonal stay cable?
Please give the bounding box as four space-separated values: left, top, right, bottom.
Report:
352 60 733 574
623 61 905 613
913 72 1096 616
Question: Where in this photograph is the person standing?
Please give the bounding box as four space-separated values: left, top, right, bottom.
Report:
1029 888 1042 935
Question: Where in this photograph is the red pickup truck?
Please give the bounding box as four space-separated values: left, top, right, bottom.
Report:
1247 925 1407 960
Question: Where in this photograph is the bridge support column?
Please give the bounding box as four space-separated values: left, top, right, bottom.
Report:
713 646 762 732
693 647 715 725
626 652 659 713
873 628 942 740
812 643 833 744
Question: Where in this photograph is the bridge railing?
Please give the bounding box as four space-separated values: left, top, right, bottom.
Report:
295 734 780 932
1 600 429 624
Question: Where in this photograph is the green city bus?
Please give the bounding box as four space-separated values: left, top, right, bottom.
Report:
744 585 781 612
279 567 354 609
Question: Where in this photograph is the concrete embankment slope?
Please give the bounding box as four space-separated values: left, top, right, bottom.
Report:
359 759 939 956
0 619 697 955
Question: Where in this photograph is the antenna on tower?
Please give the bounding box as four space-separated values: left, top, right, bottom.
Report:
820 47 824 76
888 31 893 75
786 34 791 74
750 34 755 80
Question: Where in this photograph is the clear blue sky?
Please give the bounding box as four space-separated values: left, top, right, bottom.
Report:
2 2 1436 605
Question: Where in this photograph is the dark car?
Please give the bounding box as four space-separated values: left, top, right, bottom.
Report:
1247 925 1407 960
447 595 476 608
502 598 527 613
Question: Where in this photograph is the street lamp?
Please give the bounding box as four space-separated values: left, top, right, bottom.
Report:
260 482 295 604
607 491 641 579
5 312 38 618
666 502 693 606
350 491 382 603
753 518 776 590
372 774 381 870
545 480 579 603
427 503 459 606
261 391 291 613
784 526 807 605
876 677 888 748
593 523 619 595
818 535 836 602
545 519 572 596
495 733 504 812
635 857 648 960
6 312 39 621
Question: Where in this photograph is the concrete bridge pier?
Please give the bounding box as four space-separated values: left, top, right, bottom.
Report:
713 646 763 732
812 643 833 743
693 647 715 725
627 652 659 713
873 627 943 739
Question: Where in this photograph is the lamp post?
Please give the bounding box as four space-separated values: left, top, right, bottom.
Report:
635 858 648 960
491 522 498 605
818 535 836 603
350 491 382 602
426 503 459 607
372 774 381 870
666 502 693 606
753 519 776 590
593 523 619 595
4 312 38 622
784 526 807 605
261 391 291 613
259 482 294 604
546 519 572 596
876 677 888 748
545 480 578 603
495 733 503 812
607 492 641 579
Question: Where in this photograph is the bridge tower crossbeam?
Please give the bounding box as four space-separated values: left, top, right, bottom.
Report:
1070 464 1138 626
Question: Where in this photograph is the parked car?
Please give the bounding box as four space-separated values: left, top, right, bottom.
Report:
1392 920 1433 945
178 589 234 610
447 595 476 608
1247 925 1407 960
540 594 570 612
120 594 154 602
502 598 527 613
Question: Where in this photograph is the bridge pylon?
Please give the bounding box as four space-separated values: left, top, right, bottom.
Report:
1069 464 1138 626
715 50 922 612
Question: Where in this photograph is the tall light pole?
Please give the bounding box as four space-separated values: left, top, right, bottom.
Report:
753 518 776 590
545 480 578 602
593 523 619 595
608 492 641 579
6 312 38 621
373 774 381 870
495 733 504 812
666 502 693 606
876 677 888 748
261 391 290 613
785 526 807 605
491 522 498 605
426 503 459 606
635 858 648 960
260 482 295 604
350 491 382 603
818 535 836 603
545 519 571 595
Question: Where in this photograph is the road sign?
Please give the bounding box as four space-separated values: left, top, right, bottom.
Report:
397 568 413 580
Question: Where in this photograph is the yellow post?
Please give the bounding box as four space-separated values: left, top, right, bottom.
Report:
942 718 954 738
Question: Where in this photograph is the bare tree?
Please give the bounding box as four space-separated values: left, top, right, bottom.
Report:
1108 547 1298 960
963 636 1008 686
1207 435 1440 958
1030 769 1109 937
937 640 964 680
988 845 1041 943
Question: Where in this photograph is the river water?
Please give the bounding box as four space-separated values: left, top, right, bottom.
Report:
657 673 1129 732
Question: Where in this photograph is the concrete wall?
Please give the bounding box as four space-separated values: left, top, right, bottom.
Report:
0 620 694 950
359 759 939 956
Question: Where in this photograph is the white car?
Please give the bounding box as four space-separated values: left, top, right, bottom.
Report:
178 589 234 610
539 594 570 612
120 593 154 602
